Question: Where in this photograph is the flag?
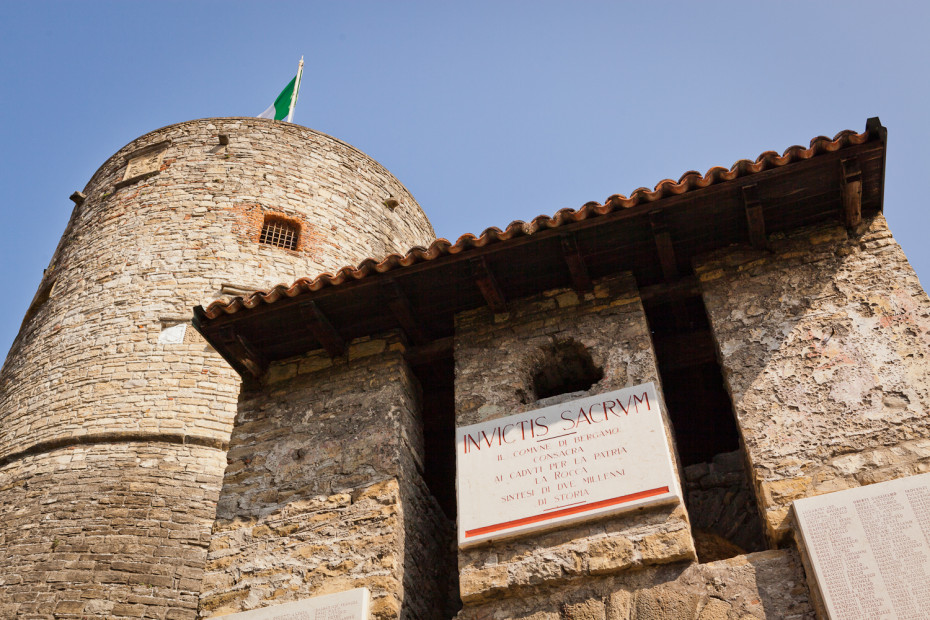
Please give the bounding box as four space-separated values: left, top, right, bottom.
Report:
257 58 304 122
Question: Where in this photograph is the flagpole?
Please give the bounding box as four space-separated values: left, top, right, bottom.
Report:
287 56 304 123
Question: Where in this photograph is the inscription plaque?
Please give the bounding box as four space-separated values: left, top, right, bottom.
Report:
217 587 370 620
123 147 165 181
794 473 930 619
456 382 681 546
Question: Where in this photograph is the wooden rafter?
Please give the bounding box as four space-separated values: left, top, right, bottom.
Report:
741 184 768 249
381 279 429 346
560 234 592 293
217 327 267 380
299 301 345 358
650 210 679 282
841 157 862 229
470 257 507 313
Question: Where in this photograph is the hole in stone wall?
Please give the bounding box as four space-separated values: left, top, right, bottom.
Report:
531 340 604 401
259 215 299 250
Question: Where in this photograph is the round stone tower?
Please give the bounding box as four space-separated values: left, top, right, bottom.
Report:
0 118 435 618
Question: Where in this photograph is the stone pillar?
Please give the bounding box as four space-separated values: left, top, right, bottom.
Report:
452 274 697 617
199 333 455 619
695 215 930 544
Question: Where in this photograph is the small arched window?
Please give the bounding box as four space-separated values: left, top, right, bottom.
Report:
259 215 299 250
531 340 604 400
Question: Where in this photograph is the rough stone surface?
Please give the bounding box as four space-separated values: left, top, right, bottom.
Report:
200 334 455 619
0 118 435 616
454 275 695 607
695 216 930 543
455 548 814 619
684 450 766 560
0 442 225 619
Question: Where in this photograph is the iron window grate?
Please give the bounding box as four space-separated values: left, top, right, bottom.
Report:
259 219 298 250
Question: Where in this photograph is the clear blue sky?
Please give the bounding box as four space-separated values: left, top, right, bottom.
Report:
1 1 928 359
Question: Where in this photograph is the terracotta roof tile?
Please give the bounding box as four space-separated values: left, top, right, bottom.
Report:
202 127 874 320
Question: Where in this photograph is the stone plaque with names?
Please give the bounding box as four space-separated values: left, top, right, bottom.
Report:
794 473 930 619
456 382 681 546
216 587 370 620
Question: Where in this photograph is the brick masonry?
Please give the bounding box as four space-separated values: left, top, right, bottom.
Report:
695 215 930 544
200 333 455 619
0 118 435 617
453 274 697 611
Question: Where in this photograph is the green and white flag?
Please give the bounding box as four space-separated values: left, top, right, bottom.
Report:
258 58 304 122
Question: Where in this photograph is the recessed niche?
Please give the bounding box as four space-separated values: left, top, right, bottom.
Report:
530 340 604 400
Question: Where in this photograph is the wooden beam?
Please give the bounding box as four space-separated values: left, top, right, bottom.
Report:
406 336 454 366
560 234 592 293
650 210 679 282
470 257 507 313
217 327 267 380
381 279 429 346
741 184 768 249
841 157 862 229
652 329 718 372
638 276 701 305
299 301 345 358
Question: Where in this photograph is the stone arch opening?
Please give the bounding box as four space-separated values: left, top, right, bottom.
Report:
530 339 604 401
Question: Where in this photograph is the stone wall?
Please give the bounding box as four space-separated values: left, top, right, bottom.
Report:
695 215 930 544
0 442 225 619
683 450 766 562
453 275 696 611
457 548 814 620
200 333 455 619
0 118 435 617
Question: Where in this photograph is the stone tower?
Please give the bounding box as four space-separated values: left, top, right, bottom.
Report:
0 118 435 618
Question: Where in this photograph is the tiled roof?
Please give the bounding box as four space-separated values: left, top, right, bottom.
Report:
202 126 875 320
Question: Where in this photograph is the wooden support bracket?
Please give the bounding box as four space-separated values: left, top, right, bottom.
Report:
299 301 346 358
381 279 429 346
560 234 592 293
741 184 768 249
650 211 680 282
841 157 863 229
470 257 507 313
217 327 267 380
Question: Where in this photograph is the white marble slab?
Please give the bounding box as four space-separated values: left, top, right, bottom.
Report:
216 587 370 620
794 473 930 619
456 382 680 546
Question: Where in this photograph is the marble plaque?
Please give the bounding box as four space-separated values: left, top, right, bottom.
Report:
456 382 681 546
217 588 370 620
794 473 930 619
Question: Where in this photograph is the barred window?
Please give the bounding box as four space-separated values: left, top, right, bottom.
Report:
259 217 299 250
